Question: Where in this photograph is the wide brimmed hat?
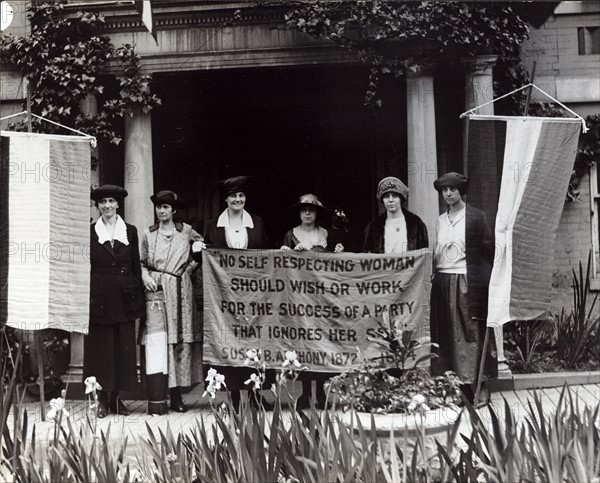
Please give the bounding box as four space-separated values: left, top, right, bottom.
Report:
376 176 409 201
150 190 185 208
290 193 331 215
218 175 251 198
433 172 468 194
91 184 128 202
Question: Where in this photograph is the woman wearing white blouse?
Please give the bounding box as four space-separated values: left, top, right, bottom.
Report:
431 172 497 407
200 176 271 411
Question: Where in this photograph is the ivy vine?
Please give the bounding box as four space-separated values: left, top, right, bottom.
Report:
569 114 600 202
285 1 529 106
0 1 160 144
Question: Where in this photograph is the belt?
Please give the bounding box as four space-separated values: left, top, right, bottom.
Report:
149 268 184 346
93 266 131 275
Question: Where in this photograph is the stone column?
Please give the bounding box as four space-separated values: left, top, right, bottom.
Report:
406 71 438 245
462 55 497 117
124 105 154 238
462 54 511 378
65 94 99 385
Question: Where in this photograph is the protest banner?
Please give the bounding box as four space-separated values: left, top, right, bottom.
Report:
203 248 431 372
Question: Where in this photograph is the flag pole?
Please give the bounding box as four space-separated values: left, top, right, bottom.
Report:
523 61 537 116
473 326 490 406
26 82 47 420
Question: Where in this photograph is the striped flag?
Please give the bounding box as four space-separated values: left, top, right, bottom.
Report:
465 116 582 327
134 0 157 43
0 132 91 333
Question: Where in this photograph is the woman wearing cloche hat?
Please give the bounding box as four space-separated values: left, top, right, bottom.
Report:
140 190 204 415
430 172 497 407
84 185 145 418
363 176 428 253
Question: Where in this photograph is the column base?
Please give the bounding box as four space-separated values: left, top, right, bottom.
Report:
496 360 513 379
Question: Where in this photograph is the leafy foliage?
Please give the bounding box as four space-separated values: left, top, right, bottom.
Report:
566 113 600 202
0 1 160 144
557 252 600 368
503 318 556 373
329 312 463 414
286 1 529 105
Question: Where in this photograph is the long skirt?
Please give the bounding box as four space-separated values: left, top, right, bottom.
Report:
142 290 203 389
83 321 137 392
430 272 497 384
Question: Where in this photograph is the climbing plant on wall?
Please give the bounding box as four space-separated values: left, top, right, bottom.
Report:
0 1 160 144
285 1 530 107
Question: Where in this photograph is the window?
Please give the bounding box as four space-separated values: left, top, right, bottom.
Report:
578 27 600 55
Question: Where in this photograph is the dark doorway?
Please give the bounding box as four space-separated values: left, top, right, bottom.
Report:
152 64 407 252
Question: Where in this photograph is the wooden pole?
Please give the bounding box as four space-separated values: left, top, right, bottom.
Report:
474 327 491 406
26 83 33 133
523 61 537 116
25 82 46 419
36 332 46 421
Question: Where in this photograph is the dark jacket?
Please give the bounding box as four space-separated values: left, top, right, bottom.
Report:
204 214 270 249
464 204 494 321
363 207 429 253
89 223 145 324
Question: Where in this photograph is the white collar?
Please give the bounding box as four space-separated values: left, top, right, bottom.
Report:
217 209 254 229
95 215 129 246
444 206 465 225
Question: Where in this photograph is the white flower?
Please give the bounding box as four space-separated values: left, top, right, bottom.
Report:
46 396 69 421
165 452 177 464
282 350 302 368
408 394 430 413
244 373 262 390
203 369 226 398
214 374 226 390
84 376 102 394
243 348 261 366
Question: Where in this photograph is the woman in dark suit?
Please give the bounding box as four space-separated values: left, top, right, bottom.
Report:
203 176 269 249
84 185 145 417
195 176 271 410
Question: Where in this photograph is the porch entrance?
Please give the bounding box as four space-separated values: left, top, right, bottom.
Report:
151 65 408 252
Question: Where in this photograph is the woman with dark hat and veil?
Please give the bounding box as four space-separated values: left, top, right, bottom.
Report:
194 176 272 410
84 185 145 417
281 193 343 408
140 190 204 415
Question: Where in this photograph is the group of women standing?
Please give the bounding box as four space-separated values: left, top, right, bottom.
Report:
84 171 496 416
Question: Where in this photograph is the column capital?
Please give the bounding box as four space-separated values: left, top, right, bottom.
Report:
405 62 436 78
461 54 498 76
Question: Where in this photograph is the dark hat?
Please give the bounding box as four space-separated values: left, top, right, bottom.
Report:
433 172 468 193
219 175 251 198
150 190 185 208
91 184 128 202
376 176 409 201
291 193 331 214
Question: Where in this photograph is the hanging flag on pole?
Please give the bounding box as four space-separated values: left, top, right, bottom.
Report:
134 0 157 44
465 115 582 327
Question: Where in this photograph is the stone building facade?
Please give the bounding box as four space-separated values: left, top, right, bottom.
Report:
1 1 598 386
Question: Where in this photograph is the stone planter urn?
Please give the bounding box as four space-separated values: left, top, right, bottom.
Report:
339 406 461 459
